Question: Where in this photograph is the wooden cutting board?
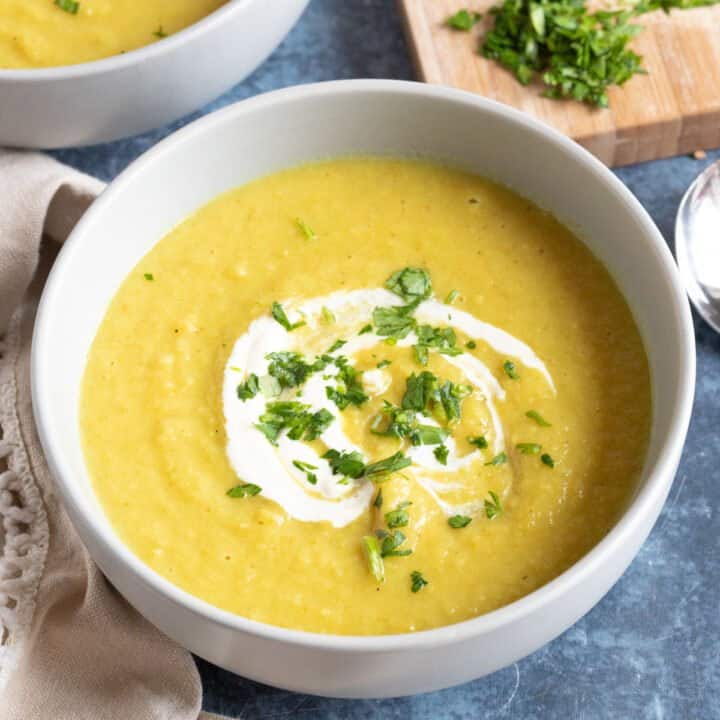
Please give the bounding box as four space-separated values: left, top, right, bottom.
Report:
398 0 720 166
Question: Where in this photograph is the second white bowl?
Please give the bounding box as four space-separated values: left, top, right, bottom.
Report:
0 0 308 149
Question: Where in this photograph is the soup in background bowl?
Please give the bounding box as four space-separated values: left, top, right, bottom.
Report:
31 81 695 697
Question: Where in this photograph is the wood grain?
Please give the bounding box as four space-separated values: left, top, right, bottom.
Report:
398 0 720 166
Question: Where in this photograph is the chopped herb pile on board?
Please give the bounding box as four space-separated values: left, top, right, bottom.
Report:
450 0 720 107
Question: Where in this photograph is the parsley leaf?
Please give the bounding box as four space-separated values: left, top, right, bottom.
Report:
143 272 154 281
434 444 449 465
256 401 333 444
55 0 79 13
362 536 385 583
321 306 335 324
485 452 508 466
374 488 383 509
266 351 323 389
448 515 472 528
376 359 392 369
372 303 418 339
380 530 412 557
468 435 488 449
414 324 463 365
270 301 305 332
516 442 542 454
447 8 482 30
292 459 318 485
236 373 260 401
484 490 503 519
227 483 262 498
364 451 412 481
503 360 520 380
385 501 412 529
325 359 368 409
541 453 555 468
295 217 317 241
323 449 366 479
359 323 373 335
326 339 347 353
526 409 552 427
410 570 429 593
385 267 433 302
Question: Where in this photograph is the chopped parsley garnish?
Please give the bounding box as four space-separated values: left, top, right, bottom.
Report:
448 515 472 528
475 0 714 108
466 340 477 349
526 409 552 427
326 339 347 353
503 360 520 380
373 488 383 509
447 8 482 30
255 401 333 444
468 435 488 449
226 483 262 498
153 26 167 39
325 358 368 409
372 303 417 340
410 570 429 593
376 359 392 369
324 450 412 484
266 351 322 389
385 267 433 302
379 530 412 557
516 442 542 455
270 301 305 332
295 217 317 241
323 449 366 479
385 501 412 529
410 424 449 446
484 490 503 519
236 373 260 401
321 306 335 324
359 323 373 335
445 289 460 304
438 380 471 423
55 0 79 13
413 324 463 366
364 451 412 481
395 371 471 427
485 452 508 466
143 272 154 281
434 444 449 465
402 371 438 412
292 459 318 485
541 453 555 468
362 536 384 583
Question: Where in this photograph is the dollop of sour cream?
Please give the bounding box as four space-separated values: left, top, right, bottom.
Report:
223 289 554 527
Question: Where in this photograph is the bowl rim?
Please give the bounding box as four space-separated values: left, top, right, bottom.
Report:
32 79 696 652
0 0 256 80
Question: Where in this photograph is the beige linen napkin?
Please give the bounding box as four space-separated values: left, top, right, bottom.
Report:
0 150 225 719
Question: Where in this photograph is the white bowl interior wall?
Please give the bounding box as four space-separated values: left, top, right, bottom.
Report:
32 81 694 697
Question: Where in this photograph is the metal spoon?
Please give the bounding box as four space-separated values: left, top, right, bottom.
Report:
676 159 720 334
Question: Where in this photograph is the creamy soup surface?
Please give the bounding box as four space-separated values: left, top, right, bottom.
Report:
0 0 226 69
81 158 651 635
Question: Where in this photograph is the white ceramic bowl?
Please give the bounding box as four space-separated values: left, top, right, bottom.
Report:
32 80 696 698
0 0 308 149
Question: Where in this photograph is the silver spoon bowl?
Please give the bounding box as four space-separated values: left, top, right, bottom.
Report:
676 159 720 334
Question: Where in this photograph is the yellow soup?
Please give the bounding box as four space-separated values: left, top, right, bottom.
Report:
81 158 651 635
0 0 226 69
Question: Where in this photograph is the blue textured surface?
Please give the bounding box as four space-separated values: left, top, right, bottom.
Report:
53 1 720 716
